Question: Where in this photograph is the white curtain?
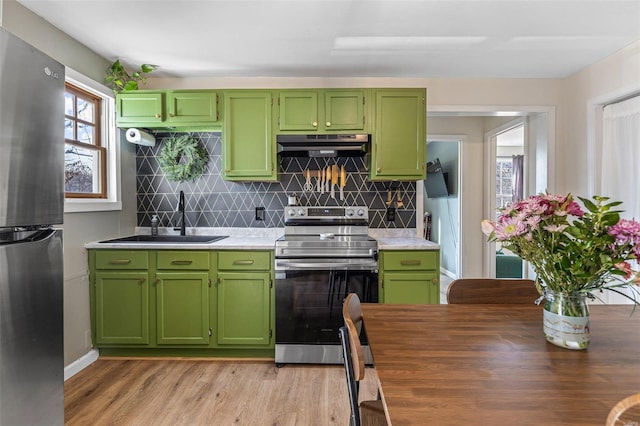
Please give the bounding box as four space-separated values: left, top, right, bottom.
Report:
601 95 640 220
601 95 640 304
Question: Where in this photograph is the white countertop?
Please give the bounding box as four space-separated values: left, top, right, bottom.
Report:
85 227 440 251
368 228 440 250
84 227 283 250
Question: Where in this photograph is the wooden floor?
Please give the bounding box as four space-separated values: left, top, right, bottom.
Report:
64 358 379 425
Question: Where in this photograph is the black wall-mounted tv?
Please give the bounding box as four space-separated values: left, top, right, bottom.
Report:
425 158 450 198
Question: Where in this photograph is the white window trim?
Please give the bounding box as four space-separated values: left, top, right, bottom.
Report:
64 67 122 213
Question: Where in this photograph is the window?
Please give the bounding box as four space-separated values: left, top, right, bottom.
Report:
64 67 121 213
495 157 513 209
65 83 106 198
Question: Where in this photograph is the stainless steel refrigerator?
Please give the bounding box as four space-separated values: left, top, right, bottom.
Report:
0 27 65 425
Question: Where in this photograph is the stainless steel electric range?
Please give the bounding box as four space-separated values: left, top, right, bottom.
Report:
274 206 378 365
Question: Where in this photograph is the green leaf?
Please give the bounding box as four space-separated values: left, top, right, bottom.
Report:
141 64 157 73
580 197 598 213
605 201 623 208
602 212 620 227
124 81 138 91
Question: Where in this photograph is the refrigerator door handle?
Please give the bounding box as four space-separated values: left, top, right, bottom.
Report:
0 228 57 246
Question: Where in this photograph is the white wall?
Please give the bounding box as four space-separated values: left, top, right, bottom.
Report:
1 0 138 366
562 40 640 196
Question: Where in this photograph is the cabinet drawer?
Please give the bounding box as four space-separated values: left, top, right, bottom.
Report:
157 251 210 270
383 251 438 271
218 251 271 271
95 250 149 270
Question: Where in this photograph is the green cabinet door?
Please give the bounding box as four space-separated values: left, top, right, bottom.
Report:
278 91 318 131
223 91 276 181
278 89 366 132
324 90 366 131
370 89 426 181
116 92 164 127
95 271 149 345
216 272 271 346
167 90 218 125
156 272 210 345
382 271 439 304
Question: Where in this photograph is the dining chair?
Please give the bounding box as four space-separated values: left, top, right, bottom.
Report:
446 278 540 304
607 393 640 425
340 293 387 426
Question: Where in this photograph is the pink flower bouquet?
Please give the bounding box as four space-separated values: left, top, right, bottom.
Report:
482 193 640 303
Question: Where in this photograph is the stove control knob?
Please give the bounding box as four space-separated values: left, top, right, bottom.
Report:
297 209 305 216
345 208 354 217
356 208 365 217
287 209 296 216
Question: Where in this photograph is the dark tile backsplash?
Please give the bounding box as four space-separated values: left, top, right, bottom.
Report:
136 131 415 229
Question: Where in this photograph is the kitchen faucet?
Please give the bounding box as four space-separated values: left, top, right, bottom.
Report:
174 190 186 236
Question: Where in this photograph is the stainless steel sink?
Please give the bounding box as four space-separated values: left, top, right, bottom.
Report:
100 235 228 244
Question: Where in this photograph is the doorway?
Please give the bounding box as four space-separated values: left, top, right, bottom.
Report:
491 123 526 278
422 138 461 281
418 106 555 279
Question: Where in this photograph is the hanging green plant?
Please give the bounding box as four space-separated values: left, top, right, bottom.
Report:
158 134 208 182
105 59 157 94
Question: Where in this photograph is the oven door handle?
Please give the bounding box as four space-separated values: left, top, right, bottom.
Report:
275 259 377 270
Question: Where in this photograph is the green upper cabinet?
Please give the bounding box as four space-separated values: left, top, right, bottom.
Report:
370 88 426 181
116 92 165 127
278 89 367 132
166 90 218 125
115 90 220 129
222 90 276 181
279 91 318 131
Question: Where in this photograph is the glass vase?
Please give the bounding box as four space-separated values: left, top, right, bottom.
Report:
542 290 590 350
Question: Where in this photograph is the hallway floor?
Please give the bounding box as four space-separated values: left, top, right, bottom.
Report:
440 274 454 304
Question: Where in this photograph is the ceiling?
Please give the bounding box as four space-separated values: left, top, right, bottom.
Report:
16 0 640 79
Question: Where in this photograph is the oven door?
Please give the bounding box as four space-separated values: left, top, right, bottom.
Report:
274 263 378 364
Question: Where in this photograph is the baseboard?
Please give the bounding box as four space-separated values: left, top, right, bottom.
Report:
440 267 457 279
64 349 99 381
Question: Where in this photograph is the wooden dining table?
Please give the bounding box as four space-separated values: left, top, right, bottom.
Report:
361 303 640 426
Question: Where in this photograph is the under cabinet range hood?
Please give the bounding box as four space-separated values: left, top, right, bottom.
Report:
276 134 370 157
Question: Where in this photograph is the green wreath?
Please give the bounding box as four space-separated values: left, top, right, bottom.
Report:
158 134 208 182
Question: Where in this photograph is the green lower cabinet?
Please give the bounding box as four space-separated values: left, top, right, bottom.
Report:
156 272 210 345
95 271 150 345
382 271 439 304
216 272 271 346
379 250 440 304
90 249 275 356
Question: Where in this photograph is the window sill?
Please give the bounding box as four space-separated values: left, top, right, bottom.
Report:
64 199 122 213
